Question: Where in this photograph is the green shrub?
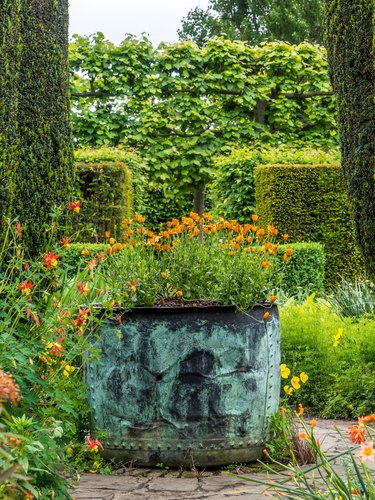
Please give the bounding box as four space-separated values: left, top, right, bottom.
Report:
210 146 340 222
280 296 375 418
255 163 364 287
74 147 193 229
75 160 133 239
276 243 325 296
64 243 109 274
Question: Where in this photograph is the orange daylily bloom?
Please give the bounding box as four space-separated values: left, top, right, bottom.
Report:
134 214 145 223
359 414 375 425
348 424 366 444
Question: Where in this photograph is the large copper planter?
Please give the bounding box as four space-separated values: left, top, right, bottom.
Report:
85 304 280 467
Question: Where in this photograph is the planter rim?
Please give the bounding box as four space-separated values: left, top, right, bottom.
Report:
91 302 275 315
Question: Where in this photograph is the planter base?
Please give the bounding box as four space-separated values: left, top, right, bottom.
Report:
103 443 263 467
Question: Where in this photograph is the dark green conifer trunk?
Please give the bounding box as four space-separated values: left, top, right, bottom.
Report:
15 0 74 255
325 0 375 276
0 1 21 219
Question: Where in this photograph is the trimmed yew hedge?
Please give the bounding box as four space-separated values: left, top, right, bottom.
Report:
74 148 138 240
255 163 364 286
210 147 340 222
0 0 21 220
325 0 375 277
13 0 74 255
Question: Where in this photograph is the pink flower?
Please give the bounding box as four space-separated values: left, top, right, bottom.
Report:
355 440 374 463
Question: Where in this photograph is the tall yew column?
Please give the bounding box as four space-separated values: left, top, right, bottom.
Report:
325 0 375 276
0 1 21 220
15 0 74 255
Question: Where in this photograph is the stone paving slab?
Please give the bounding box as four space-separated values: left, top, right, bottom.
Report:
72 419 375 500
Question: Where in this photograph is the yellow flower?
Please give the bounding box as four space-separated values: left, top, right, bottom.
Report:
176 290 184 297
63 365 76 378
291 376 301 390
300 372 309 383
284 385 293 395
280 363 290 379
333 328 344 347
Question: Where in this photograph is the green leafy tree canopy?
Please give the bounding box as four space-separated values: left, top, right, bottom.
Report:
178 0 324 46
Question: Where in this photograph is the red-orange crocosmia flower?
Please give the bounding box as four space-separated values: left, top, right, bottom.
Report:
50 343 64 357
43 251 60 269
77 282 90 295
17 281 34 295
348 424 366 444
59 237 71 248
86 436 104 452
15 221 22 239
68 201 81 213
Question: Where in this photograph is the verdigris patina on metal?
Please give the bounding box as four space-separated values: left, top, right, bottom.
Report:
85 304 280 466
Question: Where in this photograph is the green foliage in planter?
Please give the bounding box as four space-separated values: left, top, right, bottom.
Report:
0 0 21 220
280 296 375 418
277 243 325 296
75 160 133 239
66 241 324 298
255 163 364 287
211 146 340 222
13 0 74 256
